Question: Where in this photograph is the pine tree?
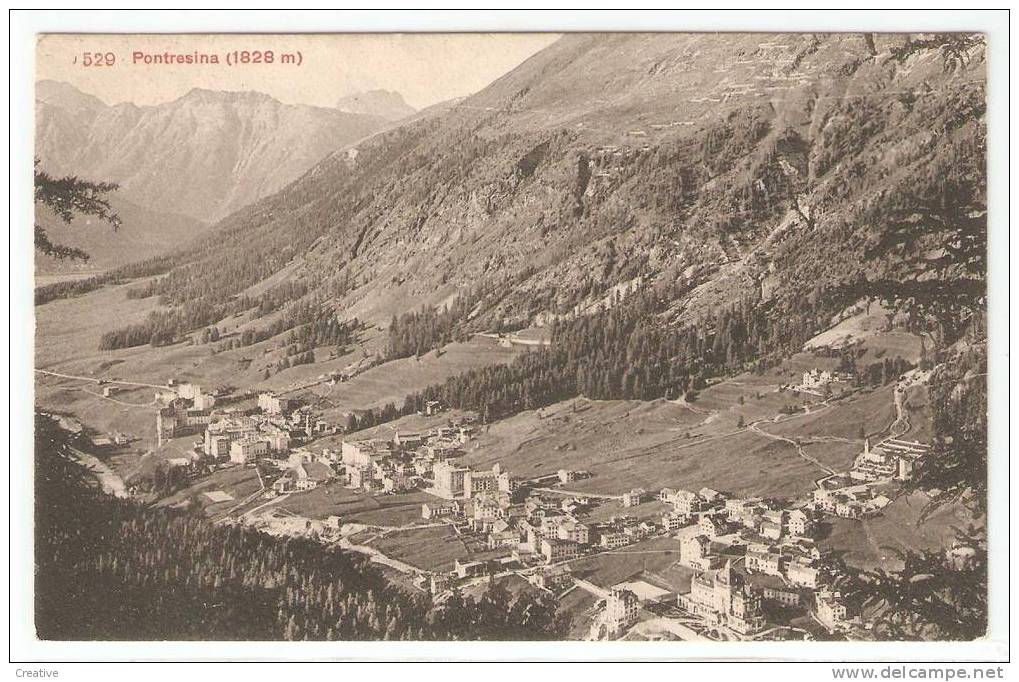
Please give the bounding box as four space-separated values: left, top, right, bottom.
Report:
34 161 121 260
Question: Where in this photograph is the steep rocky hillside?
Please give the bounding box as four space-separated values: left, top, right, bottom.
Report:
35 81 389 223
90 33 986 354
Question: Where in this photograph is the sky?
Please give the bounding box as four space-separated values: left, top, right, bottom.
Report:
36 33 559 110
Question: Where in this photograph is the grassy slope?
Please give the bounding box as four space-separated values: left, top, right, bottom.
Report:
819 492 975 572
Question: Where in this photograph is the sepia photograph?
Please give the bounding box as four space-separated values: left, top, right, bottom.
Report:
9 9 1010 670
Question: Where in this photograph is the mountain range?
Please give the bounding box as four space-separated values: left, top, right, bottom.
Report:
58 33 987 354
35 81 397 271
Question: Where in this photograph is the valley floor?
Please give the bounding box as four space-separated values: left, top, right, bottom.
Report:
33 279 976 641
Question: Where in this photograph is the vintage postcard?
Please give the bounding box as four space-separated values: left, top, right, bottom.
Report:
13 11 1008 668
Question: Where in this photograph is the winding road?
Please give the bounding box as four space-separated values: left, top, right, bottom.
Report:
889 385 911 439
69 446 128 498
747 420 839 476
36 368 167 391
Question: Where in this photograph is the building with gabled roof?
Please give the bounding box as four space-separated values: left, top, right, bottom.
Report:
680 533 720 571
745 549 784 576
590 588 640 640
294 461 334 490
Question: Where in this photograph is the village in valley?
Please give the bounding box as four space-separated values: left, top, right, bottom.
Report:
42 340 950 642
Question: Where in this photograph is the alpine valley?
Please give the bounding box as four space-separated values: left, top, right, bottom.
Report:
34 33 988 643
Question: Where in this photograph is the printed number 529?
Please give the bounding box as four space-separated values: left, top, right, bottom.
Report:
81 52 116 67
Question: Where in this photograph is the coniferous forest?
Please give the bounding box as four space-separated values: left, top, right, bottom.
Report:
35 415 568 641
348 286 847 431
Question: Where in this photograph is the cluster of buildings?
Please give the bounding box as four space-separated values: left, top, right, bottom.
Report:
849 438 931 483
200 392 333 464
206 415 290 463
156 380 923 641
151 391 342 491
156 382 217 446
652 486 864 636
660 435 940 638
422 481 717 576
661 487 817 544
431 460 518 500
800 368 838 389
271 451 336 494
412 478 857 641
554 485 855 639
337 418 477 496
812 482 893 520
800 436 931 522
797 367 857 393
580 432 930 638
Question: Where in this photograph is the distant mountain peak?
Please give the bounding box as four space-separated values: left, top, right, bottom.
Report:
179 87 277 105
335 89 416 121
36 79 107 111
36 82 392 225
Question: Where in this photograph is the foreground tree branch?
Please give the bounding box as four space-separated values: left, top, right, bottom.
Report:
34 161 121 261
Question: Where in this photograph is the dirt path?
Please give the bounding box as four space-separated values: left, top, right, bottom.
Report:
36 368 167 391
598 400 836 473
889 385 911 439
76 386 159 410
668 395 712 416
219 488 271 519
69 446 129 498
336 536 425 576
531 487 622 500
747 421 839 477
239 492 292 520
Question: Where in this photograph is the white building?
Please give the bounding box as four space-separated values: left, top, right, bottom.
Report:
802 369 833 389
432 460 469 499
530 565 573 592
621 488 647 507
230 437 268 464
600 589 640 636
671 490 705 516
599 531 629 550
677 560 765 635
422 502 459 520
662 512 688 532
204 417 259 457
340 439 388 468
786 509 815 538
745 550 783 576
785 559 821 588
193 393 216 410
294 461 334 490
680 534 720 571
540 538 581 563
464 466 500 499
556 520 590 545
815 590 851 631
258 392 292 415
